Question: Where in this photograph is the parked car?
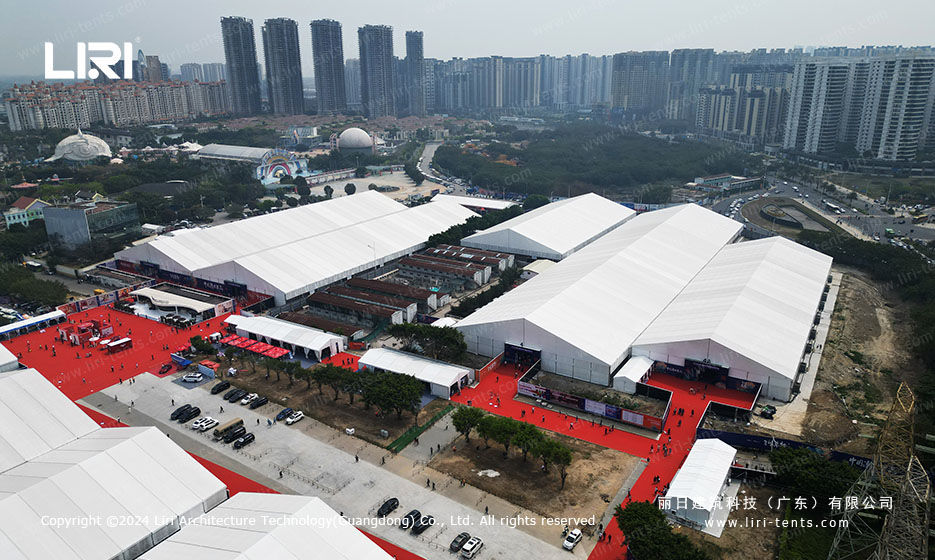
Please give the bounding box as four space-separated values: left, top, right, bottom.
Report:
412 515 434 535
233 433 255 449
227 389 248 403
449 532 471 552
240 393 258 405
223 426 247 443
760 404 777 419
222 387 239 400
191 417 213 430
182 372 203 383
248 396 268 409
400 509 420 530
178 406 201 423
276 407 294 422
285 410 304 425
460 537 484 558
199 418 219 432
158 363 173 375
170 404 192 421
211 381 231 394
377 498 399 518
563 529 582 550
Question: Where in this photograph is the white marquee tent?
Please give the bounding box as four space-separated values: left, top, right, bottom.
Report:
116 192 477 305
139 493 392 560
460 193 635 260
0 345 17 373
632 237 832 401
663 438 737 529
225 314 345 361
457 204 743 384
359 348 474 399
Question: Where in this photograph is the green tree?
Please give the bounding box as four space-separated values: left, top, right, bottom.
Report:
522 194 550 211
491 416 520 456
344 183 357 195
324 185 334 198
553 443 573 488
513 423 543 462
476 414 497 448
616 501 712 560
451 406 485 443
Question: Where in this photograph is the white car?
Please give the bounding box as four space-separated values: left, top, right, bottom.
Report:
190 417 212 430
460 537 484 558
182 372 203 383
198 418 219 432
286 410 304 425
240 393 258 405
562 529 582 550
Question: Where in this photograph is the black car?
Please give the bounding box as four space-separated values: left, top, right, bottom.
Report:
222 388 239 400
211 380 231 394
248 396 268 409
400 509 420 530
233 433 255 449
223 426 247 443
275 407 293 422
377 498 399 518
158 363 173 375
412 515 434 535
449 532 471 552
178 406 201 423
170 404 192 421
227 389 248 403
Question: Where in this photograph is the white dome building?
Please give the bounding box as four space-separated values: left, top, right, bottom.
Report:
46 130 113 162
331 127 375 154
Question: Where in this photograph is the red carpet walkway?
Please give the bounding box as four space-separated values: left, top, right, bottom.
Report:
2 307 229 401
452 364 756 560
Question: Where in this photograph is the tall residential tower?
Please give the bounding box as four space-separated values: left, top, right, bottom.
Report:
221 16 262 115
310 19 347 113
405 31 426 116
358 24 396 118
262 17 304 115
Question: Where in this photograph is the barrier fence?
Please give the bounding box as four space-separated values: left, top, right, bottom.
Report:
516 380 666 432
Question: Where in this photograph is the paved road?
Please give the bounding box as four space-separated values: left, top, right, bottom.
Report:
91 373 585 560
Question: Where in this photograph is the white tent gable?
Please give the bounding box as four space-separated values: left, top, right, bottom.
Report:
667 438 737 511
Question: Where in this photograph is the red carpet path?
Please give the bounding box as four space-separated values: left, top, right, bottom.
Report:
9 310 422 560
452 363 756 560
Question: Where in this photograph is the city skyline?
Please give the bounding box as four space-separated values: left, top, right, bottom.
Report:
6 0 934 78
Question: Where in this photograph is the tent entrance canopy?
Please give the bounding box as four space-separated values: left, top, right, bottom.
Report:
613 355 653 394
504 342 540 366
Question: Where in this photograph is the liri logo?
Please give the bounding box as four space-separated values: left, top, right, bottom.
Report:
45 42 134 80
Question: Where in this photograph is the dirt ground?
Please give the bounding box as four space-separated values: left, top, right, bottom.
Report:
530 371 668 417
803 266 927 454
682 484 783 560
429 431 640 533
206 359 449 446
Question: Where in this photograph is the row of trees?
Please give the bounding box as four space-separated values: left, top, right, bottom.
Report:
385 323 467 362
451 407 574 488
427 205 523 247
450 266 521 317
615 501 712 560
0 263 68 307
221 348 424 422
403 162 425 186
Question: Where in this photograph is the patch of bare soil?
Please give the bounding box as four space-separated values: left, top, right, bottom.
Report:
429 432 640 533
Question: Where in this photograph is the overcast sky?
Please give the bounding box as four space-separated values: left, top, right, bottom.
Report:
3 0 933 77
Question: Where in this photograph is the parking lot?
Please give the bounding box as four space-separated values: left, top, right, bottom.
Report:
89 373 590 560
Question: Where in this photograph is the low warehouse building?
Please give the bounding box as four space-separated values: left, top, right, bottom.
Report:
359 347 474 399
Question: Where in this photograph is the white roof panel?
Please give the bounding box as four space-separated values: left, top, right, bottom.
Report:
457 204 742 370
140 493 392 560
666 438 737 511
461 193 635 259
634 237 832 380
431 193 516 210
614 355 654 384
224 315 343 352
360 348 473 388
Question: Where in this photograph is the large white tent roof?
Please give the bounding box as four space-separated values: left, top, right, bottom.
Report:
115 191 405 274
461 193 635 259
634 237 833 381
139 493 391 560
225 315 343 352
0 369 100 472
431 194 516 211
0 426 227 560
457 204 742 371
666 438 737 511
360 348 472 388
196 144 272 163
0 345 16 372
221 200 476 300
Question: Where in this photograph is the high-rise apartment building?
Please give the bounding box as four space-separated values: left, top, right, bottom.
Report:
202 63 227 82
221 16 262 115
180 63 204 82
405 31 426 116
358 24 396 118
666 49 715 120
611 51 670 113
143 55 164 82
344 58 362 107
262 18 304 115
310 19 347 113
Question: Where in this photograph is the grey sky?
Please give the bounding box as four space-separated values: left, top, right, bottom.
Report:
3 0 933 77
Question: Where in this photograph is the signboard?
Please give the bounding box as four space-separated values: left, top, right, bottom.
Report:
516 380 665 432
